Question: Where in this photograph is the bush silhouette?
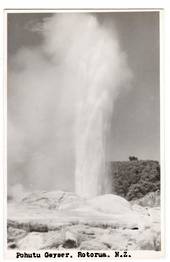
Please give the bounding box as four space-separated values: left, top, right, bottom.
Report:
110 160 160 200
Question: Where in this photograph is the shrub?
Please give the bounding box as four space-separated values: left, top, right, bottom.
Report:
109 160 160 201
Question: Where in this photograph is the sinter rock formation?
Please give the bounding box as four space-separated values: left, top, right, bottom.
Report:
8 190 160 251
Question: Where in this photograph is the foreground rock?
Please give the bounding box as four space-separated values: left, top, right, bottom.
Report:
7 191 161 251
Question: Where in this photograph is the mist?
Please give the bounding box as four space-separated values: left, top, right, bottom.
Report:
8 13 132 196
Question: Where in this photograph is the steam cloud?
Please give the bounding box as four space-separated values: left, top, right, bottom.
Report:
8 14 132 197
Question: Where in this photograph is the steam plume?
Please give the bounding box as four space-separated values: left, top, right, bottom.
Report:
8 14 132 196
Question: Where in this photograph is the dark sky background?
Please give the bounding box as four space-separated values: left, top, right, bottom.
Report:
7 12 160 191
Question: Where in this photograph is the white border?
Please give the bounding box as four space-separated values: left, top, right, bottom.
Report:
2 7 166 262
160 10 165 258
0 1 169 261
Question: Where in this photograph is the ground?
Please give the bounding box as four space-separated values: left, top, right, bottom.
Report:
7 191 161 251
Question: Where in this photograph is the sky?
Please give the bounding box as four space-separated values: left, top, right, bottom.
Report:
7 12 160 192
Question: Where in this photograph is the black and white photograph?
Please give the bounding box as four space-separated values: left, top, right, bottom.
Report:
6 10 162 258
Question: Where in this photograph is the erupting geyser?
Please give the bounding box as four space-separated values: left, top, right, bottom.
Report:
44 13 132 198
71 14 132 198
8 13 132 197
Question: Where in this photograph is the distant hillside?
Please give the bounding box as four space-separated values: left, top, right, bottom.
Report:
109 160 160 201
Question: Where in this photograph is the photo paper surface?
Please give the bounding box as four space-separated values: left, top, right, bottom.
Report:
5 10 162 259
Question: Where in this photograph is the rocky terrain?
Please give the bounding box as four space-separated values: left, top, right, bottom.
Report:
7 191 161 251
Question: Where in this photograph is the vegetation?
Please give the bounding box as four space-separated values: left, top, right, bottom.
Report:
129 156 138 161
110 160 160 201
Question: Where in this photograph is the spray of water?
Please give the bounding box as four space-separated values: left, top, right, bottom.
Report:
48 14 132 198
8 13 132 197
